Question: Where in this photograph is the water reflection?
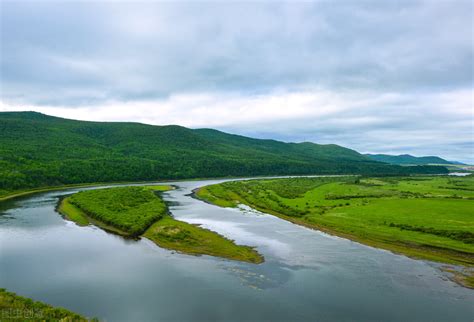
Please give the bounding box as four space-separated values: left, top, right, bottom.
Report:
0 179 473 321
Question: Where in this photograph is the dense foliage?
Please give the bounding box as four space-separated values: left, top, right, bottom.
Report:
388 223 474 244
196 175 474 265
0 112 448 196
0 288 92 321
69 186 168 236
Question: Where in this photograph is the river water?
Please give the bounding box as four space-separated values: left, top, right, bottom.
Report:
0 179 472 321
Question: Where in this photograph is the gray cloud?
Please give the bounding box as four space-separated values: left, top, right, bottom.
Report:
2 0 472 104
1 0 473 162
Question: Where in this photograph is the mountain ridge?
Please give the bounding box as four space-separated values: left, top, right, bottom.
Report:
365 153 460 165
0 111 448 194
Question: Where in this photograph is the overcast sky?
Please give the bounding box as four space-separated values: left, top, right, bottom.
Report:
1 0 473 163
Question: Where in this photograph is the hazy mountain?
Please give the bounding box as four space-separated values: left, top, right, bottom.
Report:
365 153 458 165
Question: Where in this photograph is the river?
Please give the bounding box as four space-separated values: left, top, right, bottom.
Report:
0 179 472 321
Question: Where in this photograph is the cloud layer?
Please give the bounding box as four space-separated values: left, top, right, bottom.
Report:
1 1 473 162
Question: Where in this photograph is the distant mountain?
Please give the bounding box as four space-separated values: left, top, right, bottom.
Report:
0 112 447 194
448 160 467 165
365 153 458 165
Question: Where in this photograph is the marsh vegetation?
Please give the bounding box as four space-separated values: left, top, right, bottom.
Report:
0 288 93 321
58 185 263 263
196 175 474 286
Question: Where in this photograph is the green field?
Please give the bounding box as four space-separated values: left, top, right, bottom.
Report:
59 186 263 263
144 216 263 263
195 176 474 271
0 288 93 321
65 186 172 236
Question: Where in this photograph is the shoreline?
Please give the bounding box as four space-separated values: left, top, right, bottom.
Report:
192 186 474 289
191 188 470 263
57 196 134 238
0 176 282 203
1 172 453 203
58 188 264 264
0 288 93 321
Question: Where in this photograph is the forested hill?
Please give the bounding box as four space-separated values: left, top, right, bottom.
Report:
365 154 455 165
0 112 447 194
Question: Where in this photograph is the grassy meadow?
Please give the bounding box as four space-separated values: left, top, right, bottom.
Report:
0 288 93 321
144 216 263 263
59 186 263 263
195 176 474 269
64 186 173 236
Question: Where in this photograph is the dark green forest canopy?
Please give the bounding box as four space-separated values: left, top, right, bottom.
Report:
0 112 447 194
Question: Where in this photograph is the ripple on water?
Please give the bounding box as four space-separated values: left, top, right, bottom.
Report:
0 179 473 321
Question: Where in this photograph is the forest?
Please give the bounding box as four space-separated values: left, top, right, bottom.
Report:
0 112 448 197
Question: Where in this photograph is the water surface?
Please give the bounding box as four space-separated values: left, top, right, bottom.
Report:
0 179 472 321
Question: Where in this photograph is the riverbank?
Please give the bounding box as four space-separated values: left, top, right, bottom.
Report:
0 181 169 202
2 176 473 321
59 186 263 263
144 216 263 263
1 172 457 203
0 175 280 202
58 197 132 237
194 176 474 288
0 288 94 321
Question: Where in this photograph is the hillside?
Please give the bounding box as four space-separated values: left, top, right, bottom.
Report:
365 154 456 165
0 112 447 195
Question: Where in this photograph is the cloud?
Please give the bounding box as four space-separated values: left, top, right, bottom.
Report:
0 0 473 162
1 1 473 105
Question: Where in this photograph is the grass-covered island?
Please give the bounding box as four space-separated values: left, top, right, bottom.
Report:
58 186 263 263
0 288 94 321
195 176 474 287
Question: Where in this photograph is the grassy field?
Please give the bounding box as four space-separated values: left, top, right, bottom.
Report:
59 186 263 263
144 216 263 263
0 288 94 321
65 186 173 236
195 176 474 285
58 197 90 226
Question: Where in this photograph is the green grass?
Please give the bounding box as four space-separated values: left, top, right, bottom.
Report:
60 186 264 263
144 216 263 263
196 176 474 266
464 274 474 288
143 185 175 191
68 186 170 236
0 182 174 202
58 197 89 226
0 288 94 321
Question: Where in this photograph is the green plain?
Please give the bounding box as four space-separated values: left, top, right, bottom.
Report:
195 176 474 278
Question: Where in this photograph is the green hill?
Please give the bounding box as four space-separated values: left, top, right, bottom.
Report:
0 112 447 195
365 153 456 165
